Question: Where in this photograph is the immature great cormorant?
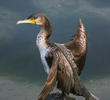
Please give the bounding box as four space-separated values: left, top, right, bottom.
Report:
17 13 99 100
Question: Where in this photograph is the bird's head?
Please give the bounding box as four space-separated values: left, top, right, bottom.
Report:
17 13 50 27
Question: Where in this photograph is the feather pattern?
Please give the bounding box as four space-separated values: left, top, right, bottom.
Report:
17 13 98 100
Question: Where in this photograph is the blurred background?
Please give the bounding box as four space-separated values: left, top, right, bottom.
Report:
0 0 110 100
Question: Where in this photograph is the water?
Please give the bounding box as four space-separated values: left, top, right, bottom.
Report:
0 0 110 100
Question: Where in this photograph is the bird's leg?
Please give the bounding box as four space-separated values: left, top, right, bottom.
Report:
62 91 68 97
57 91 69 100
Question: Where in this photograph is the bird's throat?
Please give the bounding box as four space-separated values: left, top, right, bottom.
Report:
36 29 47 49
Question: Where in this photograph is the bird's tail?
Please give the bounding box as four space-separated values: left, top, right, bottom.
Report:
86 92 100 100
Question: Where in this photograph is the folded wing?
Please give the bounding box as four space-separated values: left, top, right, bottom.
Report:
38 51 58 100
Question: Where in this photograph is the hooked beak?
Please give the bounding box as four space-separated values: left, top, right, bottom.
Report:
16 19 36 24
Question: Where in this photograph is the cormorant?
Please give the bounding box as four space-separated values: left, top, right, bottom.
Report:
17 13 99 100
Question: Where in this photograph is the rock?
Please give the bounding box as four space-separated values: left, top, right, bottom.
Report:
47 93 76 100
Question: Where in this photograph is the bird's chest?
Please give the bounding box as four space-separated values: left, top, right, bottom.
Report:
40 49 50 74
36 34 50 74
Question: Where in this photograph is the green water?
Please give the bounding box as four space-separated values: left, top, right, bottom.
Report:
0 0 110 100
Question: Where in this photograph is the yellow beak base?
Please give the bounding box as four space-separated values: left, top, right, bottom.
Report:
28 19 36 24
16 19 36 24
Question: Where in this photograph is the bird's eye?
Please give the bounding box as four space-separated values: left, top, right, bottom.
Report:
34 16 38 19
30 17 34 20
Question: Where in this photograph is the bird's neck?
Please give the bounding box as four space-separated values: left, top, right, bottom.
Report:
36 22 52 49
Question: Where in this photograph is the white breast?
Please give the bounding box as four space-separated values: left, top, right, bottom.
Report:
40 48 50 74
36 31 50 74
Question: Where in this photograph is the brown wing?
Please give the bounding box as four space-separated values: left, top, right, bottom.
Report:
38 51 59 100
57 51 74 94
56 50 94 99
64 19 87 75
